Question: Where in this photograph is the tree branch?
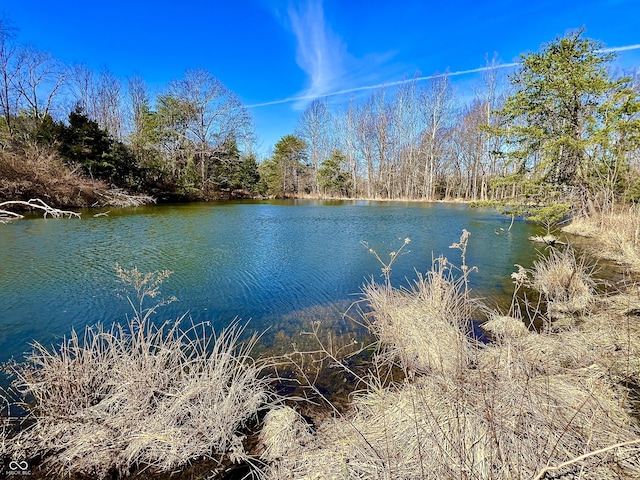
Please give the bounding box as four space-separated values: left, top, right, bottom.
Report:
532 439 640 480
0 198 81 222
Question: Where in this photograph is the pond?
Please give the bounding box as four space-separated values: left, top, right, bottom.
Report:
0 200 541 371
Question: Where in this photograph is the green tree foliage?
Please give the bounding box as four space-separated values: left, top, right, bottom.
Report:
524 202 571 233
6 111 59 147
210 135 241 190
493 29 640 209
232 153 260 192
128 104 165 185
57 107 138 187
257 157 281 196
261 135 309 196
318 150 352 197
125 72 254 198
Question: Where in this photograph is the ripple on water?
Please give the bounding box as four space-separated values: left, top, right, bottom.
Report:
0 201 542 373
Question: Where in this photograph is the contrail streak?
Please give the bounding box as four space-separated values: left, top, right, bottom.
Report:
598 43 640 53
246 44 640 109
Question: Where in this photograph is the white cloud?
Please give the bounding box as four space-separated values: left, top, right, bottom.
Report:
287 0 347 108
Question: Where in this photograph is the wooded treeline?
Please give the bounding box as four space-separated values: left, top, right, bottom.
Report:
1 18 639 211
274 30 640 215
0 18 258 204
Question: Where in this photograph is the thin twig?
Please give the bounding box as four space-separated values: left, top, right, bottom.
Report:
532 439 640 480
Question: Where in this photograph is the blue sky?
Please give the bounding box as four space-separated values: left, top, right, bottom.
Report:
2 0 640 155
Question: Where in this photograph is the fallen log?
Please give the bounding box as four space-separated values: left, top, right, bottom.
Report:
528 234 567 246
0 198 81 223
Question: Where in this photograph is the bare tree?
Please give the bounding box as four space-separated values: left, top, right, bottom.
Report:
354 97 378 198
127 74 149 136
168 69 252 185
365 88 395 198
67 65 125 139
296 98 331 194
333 98 360 196
393 78 421 198
418 73 454 200
13 44 67 121
0 16 18 135
68 63 93 113
479 55 506 200
451 100 485 199
92 69 124 139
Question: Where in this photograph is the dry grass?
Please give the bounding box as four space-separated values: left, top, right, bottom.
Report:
262 233 640 480
2 266 278 479
5 318 274 478
264 332 640 479
562 205 640 272
259 406 313 462
529 246 596 317
363 257 476 376
482 314 529 340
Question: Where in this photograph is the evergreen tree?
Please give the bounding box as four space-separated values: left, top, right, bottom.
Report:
210 135 241 190
233 153 260 192
318 150 352 196
261 135 309 196
57 106 138 187
493 29 640 209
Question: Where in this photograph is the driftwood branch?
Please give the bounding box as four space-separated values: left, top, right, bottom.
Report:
0 198 81 223
94 189 155 207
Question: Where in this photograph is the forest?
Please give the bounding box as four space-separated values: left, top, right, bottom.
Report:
1 21 640 217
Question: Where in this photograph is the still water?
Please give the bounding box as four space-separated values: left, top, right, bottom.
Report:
0 200 541 366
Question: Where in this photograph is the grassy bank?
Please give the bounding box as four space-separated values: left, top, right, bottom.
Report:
260 233 640 479
561 205 640 273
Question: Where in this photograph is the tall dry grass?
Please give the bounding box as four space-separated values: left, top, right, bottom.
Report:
529 246 596 318
261 233 640 479
562 204 640 272
363 256 476 376
3 267 278 479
